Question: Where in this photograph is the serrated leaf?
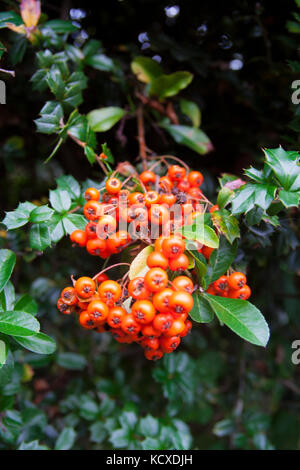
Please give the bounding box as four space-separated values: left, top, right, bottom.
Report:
0 250 16 293
231 183 276 214
2 202 35 230
35 101 63 134
87 107 126 132
129 246 154 280
0 311 40 337
189 291 214 323
30 205 54 223
131 56 163 83
161 123 212 154
62 214 87 234
278 189 300 208
29 224 51 251
149 71 193 99
203 294 270 347
14 332 56 355
49 189 71 213
57 175 81 199
211 209 240 244
264 147 300 191
217 187 234 209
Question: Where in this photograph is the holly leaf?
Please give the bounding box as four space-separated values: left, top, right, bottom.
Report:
231 183 276 214
264 147 300 191
278 189 300 208
211 209 240 244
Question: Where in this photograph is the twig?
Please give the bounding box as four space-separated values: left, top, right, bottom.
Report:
137 106 147 171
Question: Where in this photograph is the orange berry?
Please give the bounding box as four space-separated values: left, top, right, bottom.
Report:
144 268 168 292
74 277 96 299
70 230 87 247
188 171 204 187
105 177 122 194
84 187 100 201
228 272 247 290
131 300 156 324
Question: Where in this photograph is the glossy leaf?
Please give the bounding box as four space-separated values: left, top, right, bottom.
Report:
87 107 126 132
14 332 56 355
189 291 214 323
14 294 38 316
211 209 240 244
0 250 16 293
0 311 40 337
149 71 193 99
180 99 201 127
203 294 270 347
161 124 212 154
55 427 76 450
131 56 163 83
49 189 71 213
204 237 238 285
179 224 219 249
29 224 51 251
30 205 54 223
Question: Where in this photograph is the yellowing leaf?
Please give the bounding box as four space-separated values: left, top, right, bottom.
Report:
20 0 41 28
129 246 153 280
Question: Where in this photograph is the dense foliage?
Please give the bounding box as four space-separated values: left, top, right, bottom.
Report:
0 0 300 450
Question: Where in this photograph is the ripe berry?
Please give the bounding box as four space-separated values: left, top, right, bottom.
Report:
70 230 87 247
144 268 168 292
87 300 109 324
141 324 161 337
95 273 109 284
79 311 95 329
229 285 251 300
159 176 173 192
160 335 181 353
128 277 151 300
168 165 186 182
153 313 173 332
128 192 145 205
83 201 103 221
144 349 164 361
213 275 228 294
140 170 156 186
168 253 189 271
142 337 159 350
228 272 247 290
177 178 190 192
209 204 220 213
86 238 106 256
84 187 100 201
162 236 185 259
98 280 122 306
57 298 73 315
202 245 214 260
105 177 122 194
121 314 141 335
75 277 96 299
149 203 169 227
61 287 77 305
147 251 169 270
85 222 97 239
165 319 186 337
172 276 194 294
131 300 156 324
169 291 194 314
188 187 203 199
154 235 166 252
153 288 173 313
144 191 160 207
96 215 117 239
188 171 204 187
107 307 126 328
106 231 130 253
180 320 192 337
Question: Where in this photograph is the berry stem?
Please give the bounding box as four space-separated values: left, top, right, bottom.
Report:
137 105 148 171
92 263 131 280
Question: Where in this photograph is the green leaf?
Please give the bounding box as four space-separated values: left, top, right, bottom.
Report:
66 113 97 148
29 224 51 251
231 183 276 214
0 12 23 29
189 291 214 323
49 189 71 213
101 143 115 164
161 123 212 154
43 20 79 33
14 294 38 316
0 311 40 337
131 56 163 83
264 147 300 191
187 250 207 286
48 214 65 243
0 282 15 312
55 427 76 450
14 332 56 355
0 250 16 293
35 101 64 134
217 187 234 209
211 209 240 244
204 237 238 285
203 294 270 347
180 99 201 127
57 175 81 199
89 422 107 444
87 107 126 132
179 224 219 249
0 340 9 368
139 415 160 438
278 189 300 208
85 53 115 72
84 146 97 164
149 71 193 99
56 352 87 370
129 246 153 280
2 202 35 230
62 214 87 234
30 205 54 223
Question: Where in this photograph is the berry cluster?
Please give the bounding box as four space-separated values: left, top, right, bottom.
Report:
69 165 212 259
57 240 194 361
206 272 251 299
59 162 251 360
